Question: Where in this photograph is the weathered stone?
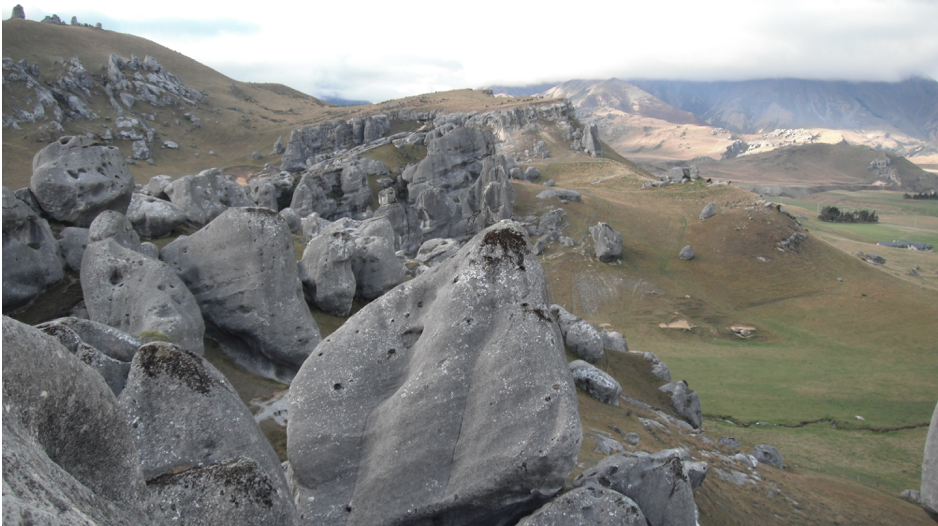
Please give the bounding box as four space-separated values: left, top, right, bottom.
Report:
601 330 628 352
517 484 646 526
2 187 64 310
415 186 460 240
718 437 741 452
700 203 716 220
164 168 254 227
249 178 279 211
30 136 135 226
457 154 515 236
925 401 938 521
131 140 151 160
11 4 25 18
146 457 298 526
288 222 581 526
119 343 290 496
36 316 141 362
679 245 695 260
298 230 357 316
88 210 141 252
581 124 603 157
590 222 623 262
684 461 710 489
59 226 90 272
659 381 702 429
569 360 622 405
144 174 173 199
352 235 406 300
551 305 604 363
2 316 150 525
82 238 205 354
536 189 581 202
524 166 542 182
642 352 672 382
161 207 320 381
403 126 494 202
279 207 302 233
752 445 783 469
126 193 187 238
374 200 422 255
624 433 641 445
271 135 285 155
573 452 697 526
416 237 462 268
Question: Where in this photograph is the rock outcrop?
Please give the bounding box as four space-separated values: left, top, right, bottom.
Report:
126 193 187 238
280 114 390 172
679 245 695 260
659 381 702 429
30 136 135 226
81 238 205 354
161 207 320 381
2 186 64 310
752 445 783 469
700 203 716 220
551 305 604 363
288 222 581 526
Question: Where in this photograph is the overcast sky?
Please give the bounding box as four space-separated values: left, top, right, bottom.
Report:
6 0 938 103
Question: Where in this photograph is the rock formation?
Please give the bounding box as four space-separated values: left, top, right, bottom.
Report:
517 484 646 526
659 381 702 429
164 168 254 227
590 222 623 262
288 222 581 526
551 305 604 363
125 193 188 238
679 245 695 260
569 360 622 405
700 203 716 220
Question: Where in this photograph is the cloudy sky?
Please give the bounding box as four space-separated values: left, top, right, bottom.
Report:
6 0 938 103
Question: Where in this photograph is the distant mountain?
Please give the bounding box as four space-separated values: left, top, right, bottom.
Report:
629 78 938 141
541 79 702 125
319 95 372 106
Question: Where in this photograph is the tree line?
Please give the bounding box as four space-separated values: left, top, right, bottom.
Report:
818 206 879 223
903 192 938 200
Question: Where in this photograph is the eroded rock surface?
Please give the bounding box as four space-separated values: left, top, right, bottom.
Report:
2 186 64 309
288 222 581 526
517 484 646 526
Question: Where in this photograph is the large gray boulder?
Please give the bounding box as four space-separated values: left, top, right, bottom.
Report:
81 238 205 354
147 457 298 526
2 316 150 525
601 330 628 352
298 230 357 316
517 484 646 526
416 237 462 268
590 222 623 262
457 154 515 236
164 168 254 227
536 189 582 202
2 186 65 310
373 200 422 255
921 401 938 521
118 343 291 496
161 207 320 381
288 222 581 526
352 235 406 300
59 226 90 272
569 360 622 405
30 136 135 227
752 444 783 469
573 451 698 526
679 245 695 260
88 210 142 252
126 193 187 238
551 305 604 363
659 381 702 429
700 203 716 220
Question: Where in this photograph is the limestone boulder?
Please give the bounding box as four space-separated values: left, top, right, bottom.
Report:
88 210 141 252
30 136 135 226
81 238 205 354
352 235 406 300
146 457 298 526
374 200 422 255
288 222 581 526
573 451 698 526
164 168 253 227
403 125 494 202
700 203 716 220
59 226 90 272
161 207 320 381
2 187 64 310
126 193 187 238
118 342 290 493
416 237 462 268
590 222 623 262
679 245 695 260
752 445 783 469
457 154 515 236
659 381 702 429
1 316 150 525
517 484 646 526
569 360 622 405
536 189 582 202
551 305 604 363
581 124 603 157
298 230 357 316
601 330 628 352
